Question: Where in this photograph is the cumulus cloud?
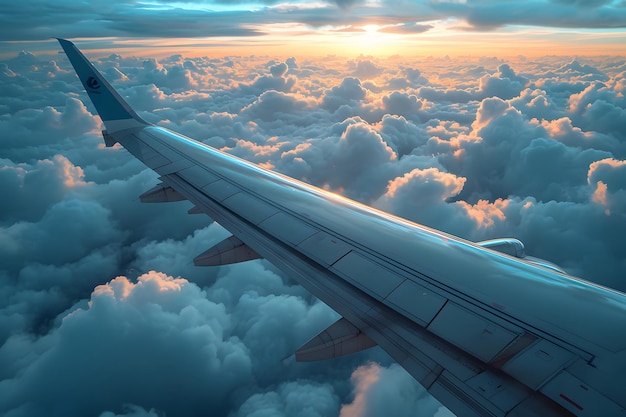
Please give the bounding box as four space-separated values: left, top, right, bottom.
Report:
0 271 253 417
322 77 368 112
242 90 310 122
351 59 384 79
2 42 626 417
0 155 87 223
588 158 626 215
382 92 424 120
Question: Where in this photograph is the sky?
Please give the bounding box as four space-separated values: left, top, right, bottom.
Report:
1 1 626 417
2 0 626 57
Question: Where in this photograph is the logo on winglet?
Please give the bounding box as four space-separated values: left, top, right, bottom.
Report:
86 76 101 93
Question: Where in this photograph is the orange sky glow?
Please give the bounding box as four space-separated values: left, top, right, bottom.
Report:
79 24 626 59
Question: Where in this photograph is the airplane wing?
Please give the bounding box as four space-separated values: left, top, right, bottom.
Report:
57 39 626 417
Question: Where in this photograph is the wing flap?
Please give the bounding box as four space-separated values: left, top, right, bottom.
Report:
297 231 352 266
428 302 519 363
384 279 446 326
222 192 280 225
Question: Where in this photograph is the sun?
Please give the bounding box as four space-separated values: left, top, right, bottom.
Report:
327 24 405 56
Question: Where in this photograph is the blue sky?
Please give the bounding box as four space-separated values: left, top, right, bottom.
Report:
1 1 626 417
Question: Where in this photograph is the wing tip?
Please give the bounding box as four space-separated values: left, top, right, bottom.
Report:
54 38 74 48
57 37 148 131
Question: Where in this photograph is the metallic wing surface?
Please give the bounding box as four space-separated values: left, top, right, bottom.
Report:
57 39 626 417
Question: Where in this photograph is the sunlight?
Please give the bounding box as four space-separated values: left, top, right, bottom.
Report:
346 25 394 55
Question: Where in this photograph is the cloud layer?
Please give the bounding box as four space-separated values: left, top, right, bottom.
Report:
1 44 625 416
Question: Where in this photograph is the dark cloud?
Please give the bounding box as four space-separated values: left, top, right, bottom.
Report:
99 405 160 417
551 0 614 7
0 1 391 46
378 22 433 34
329 0 364 9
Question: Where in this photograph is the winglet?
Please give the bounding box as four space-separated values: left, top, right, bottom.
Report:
57 38 148 132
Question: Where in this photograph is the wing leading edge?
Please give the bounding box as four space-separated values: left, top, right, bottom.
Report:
58 39 626 417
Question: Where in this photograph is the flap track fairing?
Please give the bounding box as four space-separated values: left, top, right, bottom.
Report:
194 235 261 266
295 317 377 362
139 183 186 203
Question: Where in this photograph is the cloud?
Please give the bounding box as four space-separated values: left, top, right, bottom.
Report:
99 405 160 417
2 42 626 417
242 90 310 122
588 158 626 215
382 92 424 120
556 60 608 81
351 60 384 79
1 199 121 272
322 77 368 111
568 82 626 142
415 63 529 108
0 272 253 417
374 168 476 238
138 58 197 91
245 67 297 95
339 363 447 417
235 380 340 417
0 155 87 223
376 114 429 157
378 167 465 207
378 22 433 34
1 0 625 62
330 0 365 9
430 0 626 30
551 0 614 8
478 64 528 99
0 97 99 160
